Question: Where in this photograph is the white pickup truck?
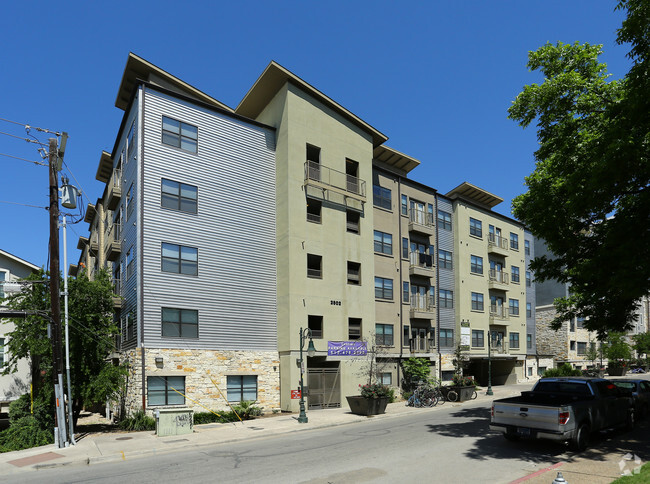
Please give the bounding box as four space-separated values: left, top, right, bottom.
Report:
489 377 634 451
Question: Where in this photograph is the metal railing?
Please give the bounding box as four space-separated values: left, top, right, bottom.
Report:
409 251 435 270
410 335 435 353
489 269 509 285
488 233 509 251
490 340 509 354
408 208 434 227
490 305 509 319
304 161 366 198
410 294 435 313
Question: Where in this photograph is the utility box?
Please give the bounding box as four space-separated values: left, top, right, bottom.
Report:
155 408 194 436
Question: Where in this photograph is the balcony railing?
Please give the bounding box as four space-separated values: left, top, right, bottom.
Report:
112 277 123 308
489 269 509 285
409 251 435 270
488 233 509 256
410 335 435 353
105 222 122 261
490 339 509 354
408 209 435 235
490 305 509 320
107 168 122 210
304 161 366 199
410 294 435 313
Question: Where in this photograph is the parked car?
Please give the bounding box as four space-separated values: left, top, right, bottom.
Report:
610 379 650 419
490 377 635 451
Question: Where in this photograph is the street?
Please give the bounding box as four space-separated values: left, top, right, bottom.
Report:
12 395 650 484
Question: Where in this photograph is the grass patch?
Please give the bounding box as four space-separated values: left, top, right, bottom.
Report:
611 461 650 483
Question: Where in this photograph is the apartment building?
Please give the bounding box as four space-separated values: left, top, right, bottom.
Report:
444 183 528 385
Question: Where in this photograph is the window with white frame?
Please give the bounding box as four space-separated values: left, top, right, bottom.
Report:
162 243 198 275
379 372 392 385
126 183 134 220
162 116 198 153
227 375 257 403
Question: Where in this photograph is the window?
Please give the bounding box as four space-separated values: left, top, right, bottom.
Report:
126 183 134 220
161 179 198 213
127 121 136 161
162 243 198 275
379 372 392 385
471 292 484 311
527 333 533 349
577 342 587 355
509 298 519 316
306 144 320 163
402 238 408 259
347 261 361 285
373 185 392 210
375 277 393 300
439 289 453 308
570 341 576 351
440 329 454 347
348 318 361 340
525 239 530 255
161 308 198 338
126 246 135 279
227 375 257 403
437 210 452 230
308 315 323 339
438 249 453 269
346 210 360 234
403 281 410 303
148 376 185 405
162 116 198 153
0 272 5 299
538 367 547 376
469 218 482 237
0 337 4 367
511 266 520 283
576 317 585 329
528 367 533 377
376 324 394 346
401 194 408 215
472 330 484 347
307 254 322 279
526 303 532 318
374 231 393 255
526 271 531 287
570 320 576 332
470 255 483 274
509 332 520 349
307 199 322 223
510 232 519 250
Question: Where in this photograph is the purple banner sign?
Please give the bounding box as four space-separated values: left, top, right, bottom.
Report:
327 341 367 356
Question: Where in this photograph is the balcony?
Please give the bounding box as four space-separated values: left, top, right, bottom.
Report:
489 305 510 323
105 223 122 262
304 161 366 204
89 233 99 253
107 168 122 210
408 251 435 278
408 209 435 236
488 233 509 257
490 339 509 354
409 334 436 354
112 278 123 309
489 269 509 291
410 294 435 319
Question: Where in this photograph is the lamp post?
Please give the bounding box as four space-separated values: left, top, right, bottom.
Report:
486 331 493 396
298 327 316 423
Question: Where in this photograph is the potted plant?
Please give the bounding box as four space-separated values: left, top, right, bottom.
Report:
347 383 392 416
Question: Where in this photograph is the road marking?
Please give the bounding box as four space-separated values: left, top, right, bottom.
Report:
509 462 563 483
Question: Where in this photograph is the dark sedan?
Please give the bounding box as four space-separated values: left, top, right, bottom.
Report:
610 379 650 419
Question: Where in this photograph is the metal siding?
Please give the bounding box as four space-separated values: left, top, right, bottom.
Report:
436 197 455 332
525 231 537 354
141 89 277 350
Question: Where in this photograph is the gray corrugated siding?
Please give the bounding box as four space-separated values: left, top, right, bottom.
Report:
139 88 277 350
525 231 536 354
436 197 456 339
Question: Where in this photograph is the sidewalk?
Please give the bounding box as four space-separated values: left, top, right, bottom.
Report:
0 382 530 477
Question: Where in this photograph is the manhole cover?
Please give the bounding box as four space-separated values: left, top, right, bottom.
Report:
115 437 133 441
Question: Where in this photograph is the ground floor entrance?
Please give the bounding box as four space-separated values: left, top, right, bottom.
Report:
307 358 341 409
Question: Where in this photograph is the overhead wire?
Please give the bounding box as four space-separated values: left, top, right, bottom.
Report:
0 151 47 166
0 129 44 144
0 199 48 210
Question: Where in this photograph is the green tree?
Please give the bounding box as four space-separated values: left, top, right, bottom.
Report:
632 332 650 365
3 269 126 425
400 357 431 391
508 1 650 336
602 332 632 366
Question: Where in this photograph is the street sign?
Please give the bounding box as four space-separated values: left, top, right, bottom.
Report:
291 389 301 399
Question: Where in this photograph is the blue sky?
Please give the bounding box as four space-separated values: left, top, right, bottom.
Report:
1 1 630 270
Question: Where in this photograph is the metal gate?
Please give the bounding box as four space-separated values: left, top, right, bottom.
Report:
307 368 341 409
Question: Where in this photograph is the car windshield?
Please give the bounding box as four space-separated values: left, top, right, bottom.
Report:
613 382 636 391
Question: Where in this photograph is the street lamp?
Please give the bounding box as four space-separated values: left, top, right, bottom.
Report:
486 332 493 396
298 327 316 423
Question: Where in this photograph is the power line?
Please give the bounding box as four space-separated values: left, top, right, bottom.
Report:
0 199 48 210
0 116 28 127
0 129 44 144
0 151 47 166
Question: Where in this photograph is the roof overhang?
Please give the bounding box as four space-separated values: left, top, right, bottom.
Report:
96 151 113 183
0 249 39 271
373 145 420 174
115 53 233 113
236 61 388 147
77 236 88 250
445 182 503 209
84 204 96 224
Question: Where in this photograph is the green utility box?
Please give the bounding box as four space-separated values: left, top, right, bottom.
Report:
155 408 194 436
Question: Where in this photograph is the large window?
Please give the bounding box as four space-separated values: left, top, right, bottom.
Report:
470 255 483 274
162 243 198 275
307 254 322 279
509 298 520 316
438 249 453 269
509 332 520 349
162 308 198 338
511 266 520 283
471 292 484 311
375 277 393 300
227 375 257 403
148 376 185 405
439 289 453 308
376 324 394 346
472 330 484 347
161 179 198 213
437 210 452 231
162 116 198 153
510 232 519 250
373 185 392 210
440 329 454 347
577 342 587 355
374 231 393 255
469 218 482 237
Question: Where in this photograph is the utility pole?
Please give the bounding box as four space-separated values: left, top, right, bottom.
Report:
48 137 67 447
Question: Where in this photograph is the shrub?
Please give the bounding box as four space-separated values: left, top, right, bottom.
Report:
542 363 582 377
8 394 53 430
0 416 53 453
118 410 155 431
453 375 477 387
359 383 391 399
193 402 262 425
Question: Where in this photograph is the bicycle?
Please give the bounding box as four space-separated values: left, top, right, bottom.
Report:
406 382 438 408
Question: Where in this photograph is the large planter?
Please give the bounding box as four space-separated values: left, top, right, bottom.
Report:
607 367 627 376
346 396 389 416
442 385 475 402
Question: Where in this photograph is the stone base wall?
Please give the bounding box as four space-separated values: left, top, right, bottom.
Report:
535 306 568 360
118 348 280 417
